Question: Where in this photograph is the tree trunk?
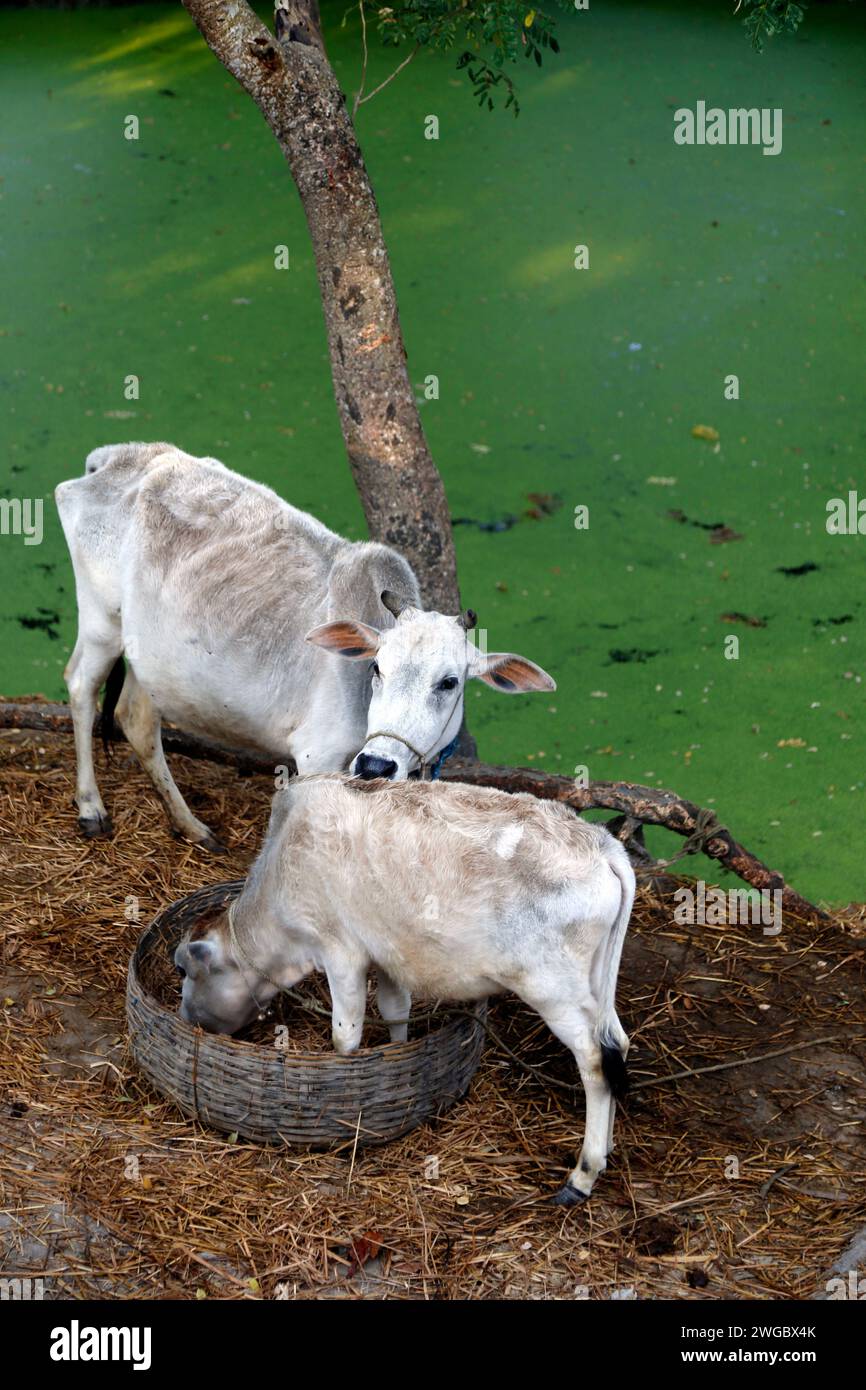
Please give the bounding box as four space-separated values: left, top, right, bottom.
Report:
180 0 461 617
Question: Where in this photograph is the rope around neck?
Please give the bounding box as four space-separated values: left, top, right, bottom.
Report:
363 686 464 779
363 726 461 779
226 900 284 1011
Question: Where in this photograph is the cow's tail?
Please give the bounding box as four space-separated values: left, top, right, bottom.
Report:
100 655 126 757
596 841 635 1100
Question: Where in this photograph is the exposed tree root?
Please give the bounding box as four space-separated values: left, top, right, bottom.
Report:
0 699 826 919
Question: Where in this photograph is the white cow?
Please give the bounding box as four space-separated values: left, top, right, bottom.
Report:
175 775 635 1204
56 443 555 848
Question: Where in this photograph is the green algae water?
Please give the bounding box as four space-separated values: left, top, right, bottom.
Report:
1 2 863 905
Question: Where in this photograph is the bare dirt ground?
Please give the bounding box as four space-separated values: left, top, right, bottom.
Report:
1 729 864 1300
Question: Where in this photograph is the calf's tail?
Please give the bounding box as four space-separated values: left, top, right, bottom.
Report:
596 842 635 1100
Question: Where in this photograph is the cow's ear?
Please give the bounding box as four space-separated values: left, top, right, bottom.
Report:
305 620 381 659
469 651 556 694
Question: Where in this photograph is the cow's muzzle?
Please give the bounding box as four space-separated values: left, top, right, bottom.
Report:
354 753 398 780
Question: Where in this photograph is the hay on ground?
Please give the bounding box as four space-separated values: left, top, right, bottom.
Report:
0 729 863 1300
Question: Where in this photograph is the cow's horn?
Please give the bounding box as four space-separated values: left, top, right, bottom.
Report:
459 608 477 631
381 590 408 619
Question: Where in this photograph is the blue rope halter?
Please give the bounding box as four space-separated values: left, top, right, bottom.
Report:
429 733 460 781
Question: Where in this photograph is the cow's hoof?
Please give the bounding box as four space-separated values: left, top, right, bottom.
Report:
197 834 228 855
552 1184 588 1208
78 813 113 839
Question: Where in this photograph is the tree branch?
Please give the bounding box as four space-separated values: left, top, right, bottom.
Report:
352 0 369 117
356 42 421 109
437 759 827 921
181 0 287 109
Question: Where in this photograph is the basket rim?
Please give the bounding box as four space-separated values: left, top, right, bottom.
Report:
128 880 486 1066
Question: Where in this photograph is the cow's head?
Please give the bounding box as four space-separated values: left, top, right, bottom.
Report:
305 591 556 780
174 913 314 1036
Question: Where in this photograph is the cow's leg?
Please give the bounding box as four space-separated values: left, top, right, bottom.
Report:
324 955 367 1056
65 635 121 837
115 668 225 851
376 967 411 1044
527 995 615 1204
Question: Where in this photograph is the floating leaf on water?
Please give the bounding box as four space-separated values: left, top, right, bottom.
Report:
721 612 767 628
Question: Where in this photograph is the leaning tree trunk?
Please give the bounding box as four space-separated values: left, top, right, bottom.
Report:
180 0 460 616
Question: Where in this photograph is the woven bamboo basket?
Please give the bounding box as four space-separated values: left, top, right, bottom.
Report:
127 881 487 1147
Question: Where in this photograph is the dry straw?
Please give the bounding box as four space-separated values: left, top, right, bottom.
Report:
1 728 864 1300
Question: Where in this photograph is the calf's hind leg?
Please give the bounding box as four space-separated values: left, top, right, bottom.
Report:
528 997 617 1204
558 1027 616 1205
115 668 225 851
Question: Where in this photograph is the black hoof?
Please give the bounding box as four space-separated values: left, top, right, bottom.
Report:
198 835 228 855
552 1184 588 1208
78 813 113 839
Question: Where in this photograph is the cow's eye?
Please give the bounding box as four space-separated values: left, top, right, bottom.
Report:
371 662 380 679
436 676 459 692
176 965 186 980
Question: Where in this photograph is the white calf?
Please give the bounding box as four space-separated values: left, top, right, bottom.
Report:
175 776 634 1204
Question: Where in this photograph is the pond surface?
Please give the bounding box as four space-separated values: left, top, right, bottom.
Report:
1 2 863 903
